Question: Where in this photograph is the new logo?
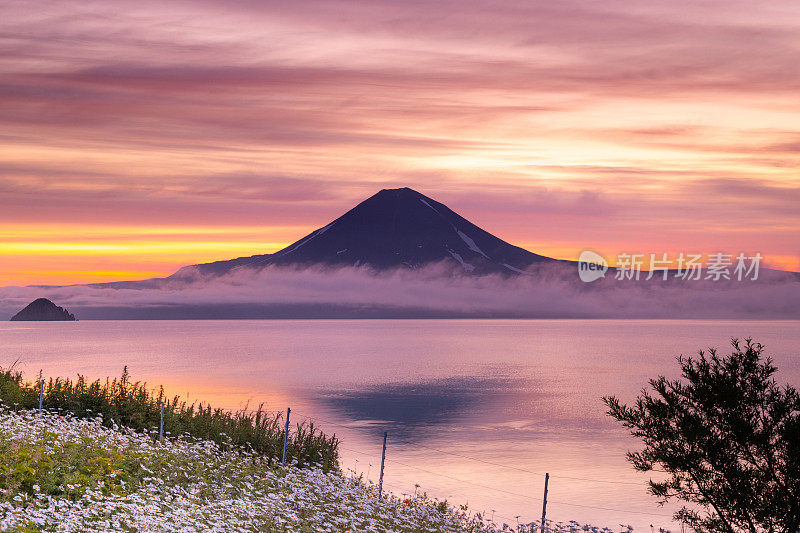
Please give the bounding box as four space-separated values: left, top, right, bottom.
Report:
578 250 608 282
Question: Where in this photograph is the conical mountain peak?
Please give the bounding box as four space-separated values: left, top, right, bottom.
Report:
175 188 554 277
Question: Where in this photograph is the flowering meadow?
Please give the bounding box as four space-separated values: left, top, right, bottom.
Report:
0 366 338 471
0 406 621 533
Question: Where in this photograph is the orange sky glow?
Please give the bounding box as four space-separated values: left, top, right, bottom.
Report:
1 0 799 286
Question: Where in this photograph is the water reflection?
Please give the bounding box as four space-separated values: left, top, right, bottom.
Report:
2 319 798 531
316 376 521 441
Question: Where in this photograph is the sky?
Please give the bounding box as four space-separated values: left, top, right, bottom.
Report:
1 0 799 286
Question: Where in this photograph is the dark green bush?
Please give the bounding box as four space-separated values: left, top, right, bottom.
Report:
604 339 800 532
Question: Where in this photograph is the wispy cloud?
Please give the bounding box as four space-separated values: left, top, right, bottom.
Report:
1 0 800 283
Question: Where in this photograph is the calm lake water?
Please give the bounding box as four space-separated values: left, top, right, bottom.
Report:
1 319 798 530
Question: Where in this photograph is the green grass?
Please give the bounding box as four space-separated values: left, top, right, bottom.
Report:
0 428 140 502
0 364 338 470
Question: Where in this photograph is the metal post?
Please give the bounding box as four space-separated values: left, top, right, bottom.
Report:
159 401 164 440
38 379 44 414
281 407 291 464
378 431 387 497
540 473 549 533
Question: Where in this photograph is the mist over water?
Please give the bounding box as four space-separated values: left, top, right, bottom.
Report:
1 263 798 319
1 319 798 529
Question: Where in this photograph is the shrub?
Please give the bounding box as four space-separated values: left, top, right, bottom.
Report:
0 365 338 470
604 339 800 532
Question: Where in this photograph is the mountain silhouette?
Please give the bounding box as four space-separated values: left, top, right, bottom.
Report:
10 298 77 321
173 187 555 278
14 187 797 320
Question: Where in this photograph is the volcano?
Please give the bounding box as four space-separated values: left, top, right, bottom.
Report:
173 187 555 279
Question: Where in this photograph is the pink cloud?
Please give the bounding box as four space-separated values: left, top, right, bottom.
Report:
1 0 800 283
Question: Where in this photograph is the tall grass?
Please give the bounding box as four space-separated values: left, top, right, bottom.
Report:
0 364 338 470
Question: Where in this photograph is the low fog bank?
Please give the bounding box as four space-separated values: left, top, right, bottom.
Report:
1 263 798 320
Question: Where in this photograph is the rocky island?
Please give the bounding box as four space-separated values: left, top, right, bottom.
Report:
10 298 77 321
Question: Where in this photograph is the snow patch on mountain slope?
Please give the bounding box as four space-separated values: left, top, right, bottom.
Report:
448 251 475 272
316 222 335 235
420 199 439 213
503 263 528 274
457 230 489 258
274 222 336 258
